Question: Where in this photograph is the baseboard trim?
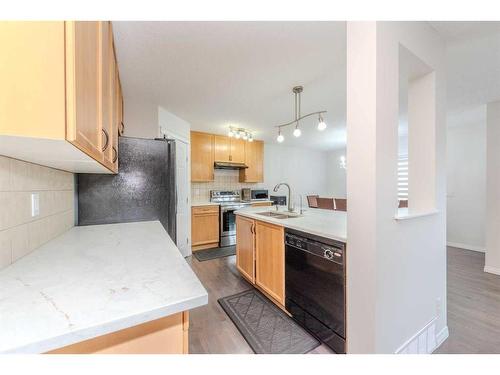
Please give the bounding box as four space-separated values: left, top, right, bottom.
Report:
395 317 441 354
447 241 485 253
484 265 500 276
433 326 449 352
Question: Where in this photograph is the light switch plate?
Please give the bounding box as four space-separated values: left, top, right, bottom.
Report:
31 193 40 217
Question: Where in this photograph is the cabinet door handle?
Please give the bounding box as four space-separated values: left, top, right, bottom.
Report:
112 146 118 163
102 129 109 152
119 121 124 136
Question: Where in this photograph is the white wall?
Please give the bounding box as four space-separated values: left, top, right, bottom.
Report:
123 96 158 139
263 144 330 206
447 118 486 251
346 21 447 353
326 148 347 198
486 101 500 275
159 106 190 142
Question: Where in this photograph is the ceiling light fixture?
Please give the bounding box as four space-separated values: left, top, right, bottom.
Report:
277 128 284 143
226 126 254 142
317 114 327 131
275 86 327 143
293 123 302 137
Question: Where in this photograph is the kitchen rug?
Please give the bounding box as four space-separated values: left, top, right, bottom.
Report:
218 289 320 354
193 245 236 262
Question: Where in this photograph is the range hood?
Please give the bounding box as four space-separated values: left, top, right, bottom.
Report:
214 161 249 170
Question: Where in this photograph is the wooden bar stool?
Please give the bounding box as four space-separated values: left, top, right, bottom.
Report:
334 198 347 212
316 197 335 210
307 195 319 208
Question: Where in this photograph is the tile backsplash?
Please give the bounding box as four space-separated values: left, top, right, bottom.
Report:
191 169 266 201
0 156 74 270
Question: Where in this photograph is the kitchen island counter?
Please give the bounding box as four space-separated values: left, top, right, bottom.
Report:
235 206 346 243
0 221 207 354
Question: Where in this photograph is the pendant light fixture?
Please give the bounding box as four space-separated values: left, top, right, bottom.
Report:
277 128 284 143
275 86 327 143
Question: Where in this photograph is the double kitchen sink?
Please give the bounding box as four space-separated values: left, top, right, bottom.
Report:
257 211 302 219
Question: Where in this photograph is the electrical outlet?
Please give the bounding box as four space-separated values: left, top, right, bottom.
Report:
31 193 39 217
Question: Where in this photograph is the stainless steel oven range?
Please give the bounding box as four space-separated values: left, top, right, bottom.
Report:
210 190 251 247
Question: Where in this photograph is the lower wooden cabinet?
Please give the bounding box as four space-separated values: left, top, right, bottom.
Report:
47 311 189 354
235 216 285 307
255 221 285 305
236 216 255 283
191 205 219 251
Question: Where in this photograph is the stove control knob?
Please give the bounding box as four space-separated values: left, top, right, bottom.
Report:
323 249 334 260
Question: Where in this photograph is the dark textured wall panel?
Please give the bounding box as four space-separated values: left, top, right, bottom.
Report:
77 136 176 242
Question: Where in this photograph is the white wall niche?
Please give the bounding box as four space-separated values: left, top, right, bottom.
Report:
397 44 437 219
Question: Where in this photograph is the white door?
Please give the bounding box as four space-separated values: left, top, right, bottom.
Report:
175 140 191 257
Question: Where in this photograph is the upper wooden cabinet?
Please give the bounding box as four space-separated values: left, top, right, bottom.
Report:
191 131 263 182
214 135 230 163
100 21 115 170
66 21 102 162
0 21 122 174
230 138 245 163
239 140 264 183
214 135 245 163
191 131 214 182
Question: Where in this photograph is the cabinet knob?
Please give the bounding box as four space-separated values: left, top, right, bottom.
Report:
102 129 109 151
112 146 118 163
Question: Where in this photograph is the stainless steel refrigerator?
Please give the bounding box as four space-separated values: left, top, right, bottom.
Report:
77 136 176 242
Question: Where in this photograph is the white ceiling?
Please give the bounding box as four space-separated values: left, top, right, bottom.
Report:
113 21 500 149
113 21 346 150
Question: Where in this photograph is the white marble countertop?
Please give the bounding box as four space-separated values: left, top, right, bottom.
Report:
0 221 208 354
235 206 347 243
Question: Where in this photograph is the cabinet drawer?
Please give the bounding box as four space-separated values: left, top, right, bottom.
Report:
192 205 219 215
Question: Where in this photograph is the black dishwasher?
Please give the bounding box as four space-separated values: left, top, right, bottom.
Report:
285 228 346 353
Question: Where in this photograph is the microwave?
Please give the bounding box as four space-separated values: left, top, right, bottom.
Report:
251 189 269 201
241 189 269 201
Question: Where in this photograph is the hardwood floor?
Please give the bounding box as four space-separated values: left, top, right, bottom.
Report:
186 254 334 354
187 247 500 354
436 247 500 353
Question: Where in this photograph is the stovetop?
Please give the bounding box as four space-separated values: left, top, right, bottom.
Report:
210 190 251 206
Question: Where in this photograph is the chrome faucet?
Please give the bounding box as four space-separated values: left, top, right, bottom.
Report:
273 182 294 212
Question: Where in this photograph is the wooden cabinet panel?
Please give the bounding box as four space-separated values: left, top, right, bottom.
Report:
230 138 245 163
111 55 120 172
47 312 188 354
100 21 114 169
240 140 263 182
214 135 230 162
191 206 219 250
255 221 285 305
236 216 255 283
191 132 214 182
214 135 245 163
65 21 103 162
0 21 120 174
0 22 66 139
